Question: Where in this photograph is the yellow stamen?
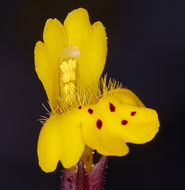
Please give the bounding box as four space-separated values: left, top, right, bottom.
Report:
59 46 80 104
59 59 77 104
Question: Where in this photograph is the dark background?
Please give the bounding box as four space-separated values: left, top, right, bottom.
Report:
1 0 185 189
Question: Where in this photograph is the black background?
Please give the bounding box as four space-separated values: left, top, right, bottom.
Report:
1 0 185 189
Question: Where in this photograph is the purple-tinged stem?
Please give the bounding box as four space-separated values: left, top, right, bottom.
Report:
77 161 86 190
62 166 77 190
87 156 107 190
62 156 107 190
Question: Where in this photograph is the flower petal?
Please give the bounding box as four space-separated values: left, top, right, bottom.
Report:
37 114 61 172
120 105 159 144
103 88 160 143
97 139 129 156
64 8 91 50
37 112 85 172
35 42 59 111
77 21 107 93
81 107 129 156
83 122 129 156
58 112 85 168
34 19 67 111
43 18 67 62
64 8 107 93
106 88 145 107
81 88 159 156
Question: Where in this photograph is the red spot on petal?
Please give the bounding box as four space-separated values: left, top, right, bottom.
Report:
121 120 128 125
109 103 116 112
131 111 136 116
96 119 103 129
88 108 93 114
78 106 82 109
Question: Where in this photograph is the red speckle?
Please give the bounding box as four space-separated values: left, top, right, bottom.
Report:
96 119 103 129
88 108 93 114
131 111 136 116
121 120 128 125
109 103 116 112
78 106 82 109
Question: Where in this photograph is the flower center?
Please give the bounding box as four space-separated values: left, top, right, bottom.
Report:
59 46 80 104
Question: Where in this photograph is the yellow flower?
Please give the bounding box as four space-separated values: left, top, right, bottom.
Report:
34 8 160 173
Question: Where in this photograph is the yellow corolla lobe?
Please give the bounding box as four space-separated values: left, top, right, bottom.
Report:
38 110 85 172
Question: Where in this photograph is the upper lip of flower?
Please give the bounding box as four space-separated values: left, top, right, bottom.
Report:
34 8 107 112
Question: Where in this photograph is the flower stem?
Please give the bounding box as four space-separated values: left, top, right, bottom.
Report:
62 166 77 190
62 156 107 190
